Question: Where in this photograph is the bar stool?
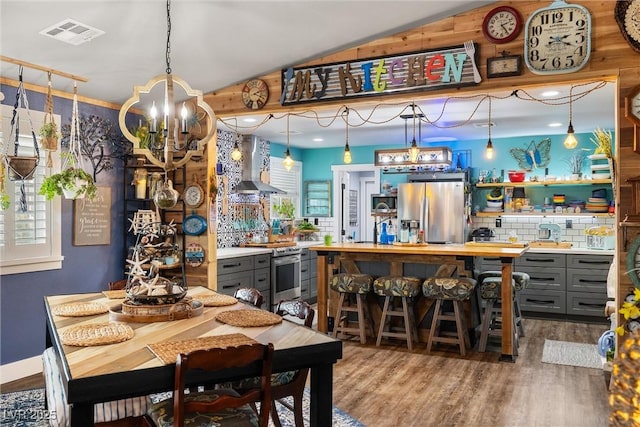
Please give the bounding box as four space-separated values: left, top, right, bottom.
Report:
330 273 375 344
477 271 530 353
422 277 477 356
373 276 422 351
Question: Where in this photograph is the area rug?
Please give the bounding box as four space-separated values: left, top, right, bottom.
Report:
541 339 603 369
0 387 365 427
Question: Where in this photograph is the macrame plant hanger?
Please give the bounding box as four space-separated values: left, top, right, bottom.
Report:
66 82 85 173
4 65 40 212
42 71 58 167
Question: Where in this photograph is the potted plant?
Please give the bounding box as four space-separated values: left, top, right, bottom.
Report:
565 151 586 180
39 166 97 200
590 127 613 158
272 199 295 236
39 121 59 151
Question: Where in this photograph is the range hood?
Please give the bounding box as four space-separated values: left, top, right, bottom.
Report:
234 135 284 194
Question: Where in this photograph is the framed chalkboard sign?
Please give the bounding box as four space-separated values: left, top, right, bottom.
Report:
73 186 111 246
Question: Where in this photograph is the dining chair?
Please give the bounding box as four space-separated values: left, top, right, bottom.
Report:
234 287 264 308
144 342 274 427
229 299 314 427
108 279 128 290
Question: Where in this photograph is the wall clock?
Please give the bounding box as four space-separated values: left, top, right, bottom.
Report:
185 242 205 268
524 0 592 75
625 84 640 153
626 235 640 288
487 53 522 78
183 175 205 209
615 0 640 53
482 6 523 44
242 79 269 110
183 212 207 236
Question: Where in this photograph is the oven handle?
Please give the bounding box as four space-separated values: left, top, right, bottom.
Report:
272 254 301 265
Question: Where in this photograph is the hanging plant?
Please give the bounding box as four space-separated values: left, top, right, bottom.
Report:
39 121 59 150
0 158 10 210
39 84 96 200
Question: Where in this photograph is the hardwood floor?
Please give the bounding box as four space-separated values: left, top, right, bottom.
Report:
333 318 610 427
2 318 610 426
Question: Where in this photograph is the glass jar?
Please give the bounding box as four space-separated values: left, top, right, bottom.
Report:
133 168 147 199
153 179 179 209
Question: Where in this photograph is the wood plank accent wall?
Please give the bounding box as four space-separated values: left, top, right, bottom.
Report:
204 1 640 349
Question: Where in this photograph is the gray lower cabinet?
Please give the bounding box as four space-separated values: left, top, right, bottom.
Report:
217 254 271 309
475 252 612 318
300 248 318 303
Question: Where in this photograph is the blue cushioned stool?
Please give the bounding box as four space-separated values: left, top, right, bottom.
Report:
330 273 375 344
476 271 530 354
373 276 422 351
422 277 477 356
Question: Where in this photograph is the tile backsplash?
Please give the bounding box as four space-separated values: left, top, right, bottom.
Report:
471 215 615 248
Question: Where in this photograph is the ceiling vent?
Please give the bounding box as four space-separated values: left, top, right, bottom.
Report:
39 19 105 46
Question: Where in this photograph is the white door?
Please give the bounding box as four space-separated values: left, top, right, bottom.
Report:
361 177 376 242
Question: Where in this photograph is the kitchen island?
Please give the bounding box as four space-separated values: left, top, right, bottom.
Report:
309 242 529 361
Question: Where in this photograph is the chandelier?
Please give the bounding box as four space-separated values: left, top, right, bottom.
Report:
118 0 215 170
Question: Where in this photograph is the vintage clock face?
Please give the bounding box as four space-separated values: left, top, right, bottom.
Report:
625 84 640 127
627 235 640 288
183 183 204 208
487 55 522 78
615 0 640 53
242 79 269 110
524 0 592 75
482 6 523 44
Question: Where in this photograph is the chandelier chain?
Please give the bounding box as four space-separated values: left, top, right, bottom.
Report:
165 0 172 75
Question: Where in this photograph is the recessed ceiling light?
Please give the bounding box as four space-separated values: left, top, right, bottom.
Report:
422 136 457 142
39 19 105 46
548 122 563 127
541 90 560 97
242 118 257 123
279 130 302 135
312 138 324 142
473 122 495 128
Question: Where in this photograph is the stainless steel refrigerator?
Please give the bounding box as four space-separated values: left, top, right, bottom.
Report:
397 173 468 244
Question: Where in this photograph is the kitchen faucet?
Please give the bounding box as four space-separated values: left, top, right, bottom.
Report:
373 202 391 244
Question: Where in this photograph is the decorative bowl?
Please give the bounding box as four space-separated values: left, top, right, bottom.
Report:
486 201 503 208
508 170 526 182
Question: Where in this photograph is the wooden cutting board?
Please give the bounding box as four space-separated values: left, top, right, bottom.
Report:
465 241 528 248
529 240 572 248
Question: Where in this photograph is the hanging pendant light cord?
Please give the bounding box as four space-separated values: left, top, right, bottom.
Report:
165 0 172 75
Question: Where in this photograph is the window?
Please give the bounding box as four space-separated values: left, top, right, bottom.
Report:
1 105 62 274
270 156 301 219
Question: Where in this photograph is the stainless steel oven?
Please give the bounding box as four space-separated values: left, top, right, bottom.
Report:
271 246 301 310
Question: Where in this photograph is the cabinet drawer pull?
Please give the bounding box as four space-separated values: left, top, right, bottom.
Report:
525 298 555 304
530 277 556 282
577 302 606 308
256 278 266 283
577 260 610 266
222 284 239 289
525 257 555 263
222 262 241 269
578 279 606 285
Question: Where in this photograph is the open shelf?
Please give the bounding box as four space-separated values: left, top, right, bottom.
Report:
475 178 612 188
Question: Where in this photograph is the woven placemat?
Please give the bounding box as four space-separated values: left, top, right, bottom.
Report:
60 322 134 346
147 333 257 364
52 302 110 317
215 309 282 327
197 293 238 307
102 290 126 299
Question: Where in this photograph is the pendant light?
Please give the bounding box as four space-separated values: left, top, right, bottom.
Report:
230 137 242 161
283 114 294 171
408 103 420 163
343 107 352 164
118 0 215 171
564 85 578 149
485 96 494 160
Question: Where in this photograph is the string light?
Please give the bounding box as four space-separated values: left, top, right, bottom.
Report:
564 85 578 149
408 103 420 163
283 114 294 171
231 138 242 161
485 96 494 160
343 107 352 164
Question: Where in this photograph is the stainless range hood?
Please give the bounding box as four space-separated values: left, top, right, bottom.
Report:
234 135 284 194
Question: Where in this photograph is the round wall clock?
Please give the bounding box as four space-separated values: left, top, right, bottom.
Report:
482 6 523 44
183 212 207 236
615 0 640 53
524 0 592 75
242 79 269 110
625 84 640 126
626 235 640 288
183 176 205 209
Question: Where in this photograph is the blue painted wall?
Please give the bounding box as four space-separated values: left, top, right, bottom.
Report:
1 87 126 364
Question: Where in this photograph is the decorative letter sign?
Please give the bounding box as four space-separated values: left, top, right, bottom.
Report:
280 42 481 106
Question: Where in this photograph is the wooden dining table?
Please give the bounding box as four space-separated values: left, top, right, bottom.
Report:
44 286 342 427
309 242 529 361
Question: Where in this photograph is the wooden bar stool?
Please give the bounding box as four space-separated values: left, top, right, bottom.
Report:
373 276 422 351
330 273 374 344
422 277 477 356
476 271 530 353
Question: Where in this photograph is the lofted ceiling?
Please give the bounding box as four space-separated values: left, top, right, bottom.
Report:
1 1 615 149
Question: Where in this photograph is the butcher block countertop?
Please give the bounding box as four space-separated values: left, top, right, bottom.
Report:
308 242 528 258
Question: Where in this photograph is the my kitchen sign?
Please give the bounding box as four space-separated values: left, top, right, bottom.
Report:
280 41 481 106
